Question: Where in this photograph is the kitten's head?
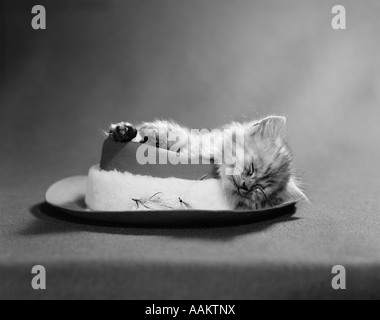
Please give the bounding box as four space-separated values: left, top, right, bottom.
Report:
220 116 306 210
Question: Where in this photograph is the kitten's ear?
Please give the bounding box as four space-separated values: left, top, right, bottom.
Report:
255 116 287 139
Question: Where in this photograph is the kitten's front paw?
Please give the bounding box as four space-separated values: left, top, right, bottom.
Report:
109 122 138 142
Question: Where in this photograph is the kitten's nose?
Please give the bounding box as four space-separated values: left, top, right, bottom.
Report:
241 181 248 191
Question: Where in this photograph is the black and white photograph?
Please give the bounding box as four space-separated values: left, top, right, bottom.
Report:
0 0 379 302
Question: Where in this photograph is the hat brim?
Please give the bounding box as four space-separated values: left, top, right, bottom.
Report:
45 176 300 228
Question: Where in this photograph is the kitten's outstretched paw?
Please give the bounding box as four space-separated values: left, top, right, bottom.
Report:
108 122 138 142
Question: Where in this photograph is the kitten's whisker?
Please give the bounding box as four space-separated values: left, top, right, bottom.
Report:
99 128 110 138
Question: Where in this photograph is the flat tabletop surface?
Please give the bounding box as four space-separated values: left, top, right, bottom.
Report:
1 0 380 299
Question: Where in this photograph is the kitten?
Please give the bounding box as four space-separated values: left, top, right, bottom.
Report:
109 117 306 210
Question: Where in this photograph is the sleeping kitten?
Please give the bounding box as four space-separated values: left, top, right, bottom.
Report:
110 117 306 210
218 117 306 209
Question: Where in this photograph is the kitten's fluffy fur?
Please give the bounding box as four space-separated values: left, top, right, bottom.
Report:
125 117 306 210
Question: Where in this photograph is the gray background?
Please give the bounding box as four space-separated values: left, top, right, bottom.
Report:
1 0 380 299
